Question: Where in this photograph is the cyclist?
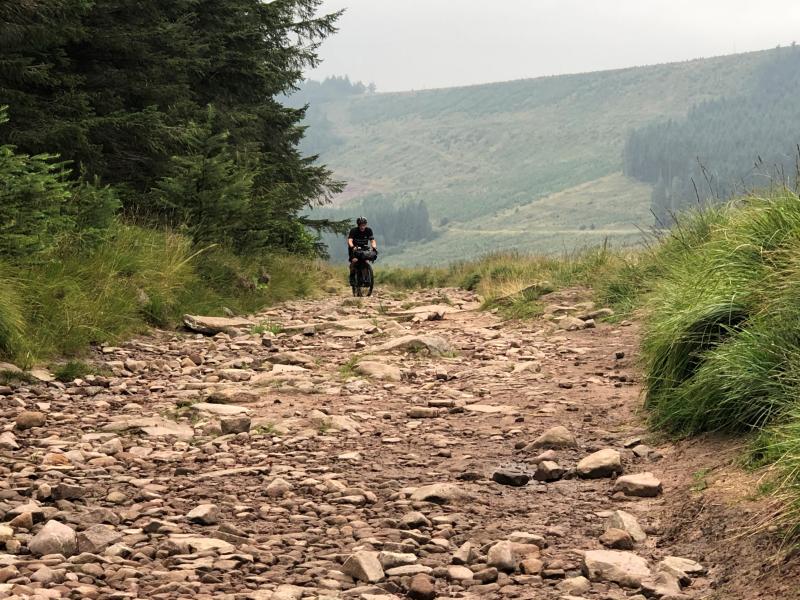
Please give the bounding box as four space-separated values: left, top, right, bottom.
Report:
348 217 378 286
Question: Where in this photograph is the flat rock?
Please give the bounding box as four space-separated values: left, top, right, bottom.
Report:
410 483 472 503
379 551 417 569
447 565 474 581
642 570 686 599
168 534 235 553
385 565 432 577
659 556 706 580
267 351 315 367
191 402 250 416
576 448 622 478
206 387 261 404
492 469 530 487
76 524 122 554
613 472 663 497
29 368 55 382
272 585 305 600
355 361 402 381
464 403 517 415
102 416 194 440
375 335 453 356
309 410 360 433
187 504 220 525
183 314 254 334
582 550 651 588
527 425 577 449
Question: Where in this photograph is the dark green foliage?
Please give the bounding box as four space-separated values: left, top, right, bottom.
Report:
624 46 800 225
0 1 343 254
154 112 255 248
0 107 120 257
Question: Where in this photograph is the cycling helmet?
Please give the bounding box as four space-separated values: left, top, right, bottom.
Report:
356 217 368 225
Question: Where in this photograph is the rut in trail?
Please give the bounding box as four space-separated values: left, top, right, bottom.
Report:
2 287 716 600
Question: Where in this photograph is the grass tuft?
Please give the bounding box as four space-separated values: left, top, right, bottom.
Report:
53 360 94 382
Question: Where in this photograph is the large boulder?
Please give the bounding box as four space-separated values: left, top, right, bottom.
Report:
342 551 385 583
576 449 622 478
29 520 77 557
606 510 647 543
486 540 540 572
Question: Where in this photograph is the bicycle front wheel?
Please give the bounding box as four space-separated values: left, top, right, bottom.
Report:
365 263 374 297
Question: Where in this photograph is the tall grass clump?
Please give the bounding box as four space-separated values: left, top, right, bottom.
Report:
0 265 26 360
642 191 800 434
3 224 333 361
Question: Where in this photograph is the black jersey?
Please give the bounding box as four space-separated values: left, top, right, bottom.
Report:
348 226 374 248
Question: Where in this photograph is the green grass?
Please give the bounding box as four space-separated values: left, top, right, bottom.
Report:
339 355 360 379
251 320 283 335
53 360 94 382
635 190 800 539
0 222 334 365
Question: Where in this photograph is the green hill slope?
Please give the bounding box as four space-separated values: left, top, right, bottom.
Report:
302 49 776 263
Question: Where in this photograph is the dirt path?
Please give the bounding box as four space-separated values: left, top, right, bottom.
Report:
1 287 797 600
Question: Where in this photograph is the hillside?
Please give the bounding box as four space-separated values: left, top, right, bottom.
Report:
300 49 776 264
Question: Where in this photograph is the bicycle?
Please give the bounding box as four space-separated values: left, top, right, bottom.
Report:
350 247 377 297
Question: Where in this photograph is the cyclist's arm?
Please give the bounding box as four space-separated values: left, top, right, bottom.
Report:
347 237 354 248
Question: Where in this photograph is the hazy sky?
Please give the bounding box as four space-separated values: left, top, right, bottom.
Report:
308 1 800 92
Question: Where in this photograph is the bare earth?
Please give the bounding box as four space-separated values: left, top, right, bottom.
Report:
1 287 798 600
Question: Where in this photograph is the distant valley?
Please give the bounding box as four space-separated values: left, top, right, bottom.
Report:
293 48 798 265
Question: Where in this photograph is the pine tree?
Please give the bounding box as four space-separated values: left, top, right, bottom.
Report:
0 1 345 255
154 111 255 247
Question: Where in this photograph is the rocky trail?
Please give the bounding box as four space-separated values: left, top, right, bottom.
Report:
0 287 789 600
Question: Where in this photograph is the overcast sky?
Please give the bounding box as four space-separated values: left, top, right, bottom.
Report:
308 1 800 92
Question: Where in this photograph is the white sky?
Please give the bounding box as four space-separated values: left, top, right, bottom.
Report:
309 0 800 91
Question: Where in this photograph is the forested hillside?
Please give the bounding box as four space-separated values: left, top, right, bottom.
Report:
0 0 342 361
314 197 435 261
296 49 781 265
624 45 800 224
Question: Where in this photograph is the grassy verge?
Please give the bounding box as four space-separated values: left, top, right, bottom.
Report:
379 190 800 537
378 242 659 319
0 223 335 365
